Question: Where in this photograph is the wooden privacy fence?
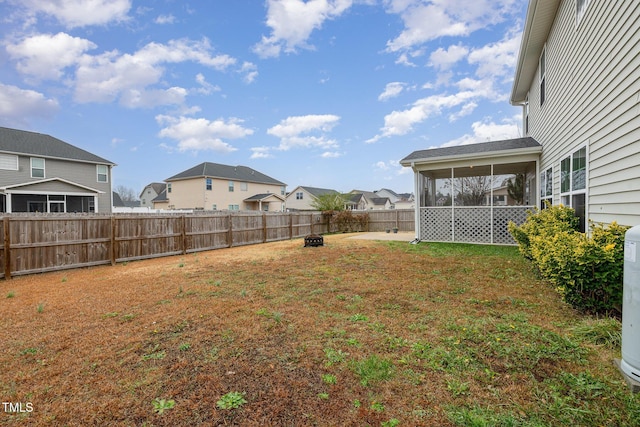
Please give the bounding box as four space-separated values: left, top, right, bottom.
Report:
0 210 414 279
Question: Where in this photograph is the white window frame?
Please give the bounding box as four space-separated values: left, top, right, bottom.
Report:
97 164 108 183
539 46 546 107
205 178 212 191
0 153 18 170
576 0 590 26
31 157 45 178
228 181 234 192
560 146 588 231
540 166 553 208
240 182 248 191
296 192 303 200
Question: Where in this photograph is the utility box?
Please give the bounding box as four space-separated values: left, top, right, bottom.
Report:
621 225 640 385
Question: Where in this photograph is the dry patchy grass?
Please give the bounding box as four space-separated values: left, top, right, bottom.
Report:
0 234 638 426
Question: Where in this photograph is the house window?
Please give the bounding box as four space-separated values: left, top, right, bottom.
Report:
228 204 239 211
525 94 530 134
228 181 234 192
540 167 553 208
281 186 286 196
560 147 587 232
241 182 248 191
206 178 212 191
0 153 18 170
539 47 546 106
296 192 304 200
167 183 172 193
576 0 590 25
31 158 45 178
212 204 217 211
97 165 108 183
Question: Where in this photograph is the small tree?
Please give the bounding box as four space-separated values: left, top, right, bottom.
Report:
310 193 348 212
507 174 526 205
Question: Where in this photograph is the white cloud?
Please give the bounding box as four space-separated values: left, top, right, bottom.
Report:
429 43 469 70
19 0 131 28
385 0 518 53
253 0 353 58
6 32 96 80
239 62 258 84
367 91 475 142
442 119 521 147
73 38 236 106
378 82 405 101
155 14 176 25
250 146 274 159
267 114 340 150
467 33 520 79
321 151 342 158
0 84 59 125
194 73 220 95
156 115 253 153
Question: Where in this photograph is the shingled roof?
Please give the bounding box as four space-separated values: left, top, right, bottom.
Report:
401 137 541 165
167 162 286 186
0 127 114 165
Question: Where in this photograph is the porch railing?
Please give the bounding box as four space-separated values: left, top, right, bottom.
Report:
419 206 533 245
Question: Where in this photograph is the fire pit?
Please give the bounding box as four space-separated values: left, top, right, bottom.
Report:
304 234 324 247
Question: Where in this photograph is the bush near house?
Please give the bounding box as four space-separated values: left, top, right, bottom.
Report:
509 205 628 316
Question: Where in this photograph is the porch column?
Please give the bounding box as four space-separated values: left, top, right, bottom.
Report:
413 167 421 239
5 192 12 213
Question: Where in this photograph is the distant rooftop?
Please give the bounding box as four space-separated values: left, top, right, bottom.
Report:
167 162 286 186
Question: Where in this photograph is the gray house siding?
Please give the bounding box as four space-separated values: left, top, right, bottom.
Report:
523 0 640 227
1 156 112 212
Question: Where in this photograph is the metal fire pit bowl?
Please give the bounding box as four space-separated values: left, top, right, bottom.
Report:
304 234 324 247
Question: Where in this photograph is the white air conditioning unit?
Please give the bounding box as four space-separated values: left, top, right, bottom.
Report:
622 225 640 383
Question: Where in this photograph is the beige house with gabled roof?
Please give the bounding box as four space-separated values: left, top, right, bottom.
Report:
161 162 286 211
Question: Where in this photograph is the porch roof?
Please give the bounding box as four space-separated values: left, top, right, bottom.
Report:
400 137 542 167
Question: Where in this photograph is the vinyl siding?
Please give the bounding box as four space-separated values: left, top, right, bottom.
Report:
0 155 112 212
167 177 283 210
527 0 640 226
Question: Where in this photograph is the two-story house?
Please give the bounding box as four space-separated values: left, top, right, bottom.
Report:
0 127 115 213
285 186 339 211
139 182 166 209
162 162 286 211
401 0 639 244
511 0 640 230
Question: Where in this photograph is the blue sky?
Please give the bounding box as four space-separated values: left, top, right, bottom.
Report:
0 0 528 196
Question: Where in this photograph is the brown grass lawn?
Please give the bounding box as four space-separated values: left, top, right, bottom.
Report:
1 234 638 426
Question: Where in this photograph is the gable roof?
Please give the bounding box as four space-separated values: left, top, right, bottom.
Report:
291 186 339 197
0 127 114 165
167 162 286 186
511 0 562 103
244 193 286 202
1 177 104 193
140 182 166 198
400 137 542 165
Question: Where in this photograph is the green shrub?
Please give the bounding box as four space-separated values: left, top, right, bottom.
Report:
508 204 580 260
509 206 628 316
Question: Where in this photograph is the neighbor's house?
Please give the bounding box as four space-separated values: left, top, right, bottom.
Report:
161 162 286 211
401 0 639 244
375 188 415 209
139 182 166 208
347 190 392 210
0 127 115 213
285 186 339 211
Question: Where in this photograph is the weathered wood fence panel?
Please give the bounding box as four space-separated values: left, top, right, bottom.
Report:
366 209 414 232
0 210 414 278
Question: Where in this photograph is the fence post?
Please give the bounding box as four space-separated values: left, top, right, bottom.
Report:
110 216 116 265
227 212 233 248
262 212 267 243
289 213 293 240
181 215 187 255
4 217 11 280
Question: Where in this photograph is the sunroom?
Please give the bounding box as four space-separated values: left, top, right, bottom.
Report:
400 138 542 245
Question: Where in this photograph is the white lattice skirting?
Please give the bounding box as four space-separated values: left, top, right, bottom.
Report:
419 206 533 245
